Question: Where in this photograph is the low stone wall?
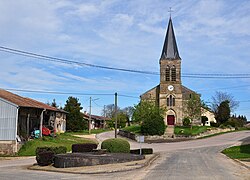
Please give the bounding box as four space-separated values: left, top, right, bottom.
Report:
118 130 137 141
0 140 20 155
119 128 235 143
54 153 145 168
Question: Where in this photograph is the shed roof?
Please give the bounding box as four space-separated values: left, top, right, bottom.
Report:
0 89 59 111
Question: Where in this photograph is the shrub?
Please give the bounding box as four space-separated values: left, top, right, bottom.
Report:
210 122 219 127
141 116 165 136
35 146 67 166
101 138 130 153
130 148 153 155
36 151 55 166
72 143 98 153
183 117 191 127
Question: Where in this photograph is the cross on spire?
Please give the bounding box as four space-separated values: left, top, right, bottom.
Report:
168 7 173 18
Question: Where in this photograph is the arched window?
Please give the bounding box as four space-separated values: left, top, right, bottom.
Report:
165 66 170 81
167 95 175 107
171 66 176 81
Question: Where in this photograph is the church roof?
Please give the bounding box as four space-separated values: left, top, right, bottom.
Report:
160 18 181 60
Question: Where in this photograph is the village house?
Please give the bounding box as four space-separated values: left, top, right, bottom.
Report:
82 112 110 130
0 89 67 155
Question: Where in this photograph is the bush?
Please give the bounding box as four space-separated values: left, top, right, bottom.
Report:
141 116 165 136
35 146 67 166
210 122 219 127
36 151 55 166
130 148 153 155
224 118 245 128
72 143 98 153
183 117 191 127
101 138 130 153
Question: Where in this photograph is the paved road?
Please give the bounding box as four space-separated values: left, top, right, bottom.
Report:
0 131 249 180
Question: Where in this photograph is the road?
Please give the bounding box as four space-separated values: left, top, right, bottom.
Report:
0 131 249 180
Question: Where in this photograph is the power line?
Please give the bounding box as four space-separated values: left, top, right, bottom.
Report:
3 88 114 96
1 46 250 79
2 88 140 100
118 94 140 99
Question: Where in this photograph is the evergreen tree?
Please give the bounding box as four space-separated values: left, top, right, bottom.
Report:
64 96 87 131
216 100 230 125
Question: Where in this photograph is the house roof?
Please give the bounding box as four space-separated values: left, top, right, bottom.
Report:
160 17 181 60
82 113 111 121
0 89 59 111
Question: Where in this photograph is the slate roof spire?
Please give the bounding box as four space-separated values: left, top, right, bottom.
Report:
160 17 181 60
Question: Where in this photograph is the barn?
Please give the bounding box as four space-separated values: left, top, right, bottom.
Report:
0 89 67 155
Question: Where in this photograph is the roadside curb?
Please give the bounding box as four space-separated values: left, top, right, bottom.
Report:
28 153 159 174
221 153 250 170
231 159 250 170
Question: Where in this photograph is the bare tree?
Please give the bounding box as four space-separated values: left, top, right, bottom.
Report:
102 104 120 118
211 91 239 113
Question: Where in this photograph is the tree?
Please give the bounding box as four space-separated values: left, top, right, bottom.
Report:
133 101 165 135
64 96 87 131
102 104 121 118
122 106 135 126
184 93 201 124
216 100 230 125
211 91 239 113
108 112 128 129
51 99 58 108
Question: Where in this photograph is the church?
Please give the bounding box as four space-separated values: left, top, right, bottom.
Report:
140 17 203 126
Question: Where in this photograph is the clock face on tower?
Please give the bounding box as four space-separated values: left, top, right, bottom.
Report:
168 85 174 91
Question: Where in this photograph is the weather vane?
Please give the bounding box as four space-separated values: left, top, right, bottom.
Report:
168 7 173 18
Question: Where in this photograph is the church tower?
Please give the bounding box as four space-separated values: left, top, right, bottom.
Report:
159 17 183 125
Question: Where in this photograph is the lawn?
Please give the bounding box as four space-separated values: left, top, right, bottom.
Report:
18 133 97 156
174 126 209 136
66 129 111 135
121 124 141 134
222 144 250 159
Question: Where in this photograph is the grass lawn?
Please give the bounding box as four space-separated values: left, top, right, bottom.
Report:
222 144 250 160
121 125 141 134
66 129 111 135
18 133 97 156
174 126 209 136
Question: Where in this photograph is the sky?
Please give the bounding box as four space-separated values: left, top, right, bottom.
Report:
0 0 250 119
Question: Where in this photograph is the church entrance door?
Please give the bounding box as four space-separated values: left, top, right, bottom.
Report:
167 115 175 125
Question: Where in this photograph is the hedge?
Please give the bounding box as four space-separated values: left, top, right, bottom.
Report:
72 143 98 153
36 146 67 166
101 138 130 153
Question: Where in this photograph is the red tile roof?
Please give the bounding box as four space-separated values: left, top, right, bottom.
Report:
0 89 58 111
82 113 111 121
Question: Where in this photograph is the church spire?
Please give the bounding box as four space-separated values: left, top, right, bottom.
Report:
160 17 181 60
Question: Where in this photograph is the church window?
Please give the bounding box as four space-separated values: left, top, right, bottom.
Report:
167 95 175 107
171 66 176 81
167 97 170 106
165 66 170 81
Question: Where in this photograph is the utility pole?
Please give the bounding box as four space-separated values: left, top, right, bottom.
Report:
114 92 118 138
88 97 92 134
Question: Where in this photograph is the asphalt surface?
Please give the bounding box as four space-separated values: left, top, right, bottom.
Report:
0 131 249 180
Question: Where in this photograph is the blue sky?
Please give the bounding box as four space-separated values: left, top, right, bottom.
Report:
0 0 250 119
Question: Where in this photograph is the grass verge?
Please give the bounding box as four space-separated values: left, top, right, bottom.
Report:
18 133 97 156
121 125 141 134
174 126 209 136
65 129 111 135
222 144 250 160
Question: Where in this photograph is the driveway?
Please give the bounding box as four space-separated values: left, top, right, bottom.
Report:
0 131 249 180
